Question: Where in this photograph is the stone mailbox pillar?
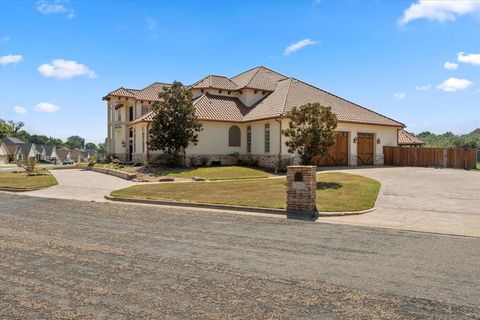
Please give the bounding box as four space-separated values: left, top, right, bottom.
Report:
286 166 317 217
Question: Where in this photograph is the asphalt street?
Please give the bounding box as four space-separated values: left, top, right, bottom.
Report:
0 193 479 319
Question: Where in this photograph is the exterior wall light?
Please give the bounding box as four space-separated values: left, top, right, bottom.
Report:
377 138 381 144
353 137 357 143
121 141 126 148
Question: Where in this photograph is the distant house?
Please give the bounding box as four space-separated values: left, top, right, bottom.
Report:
19 143 37 159
35 145 47 161
1 137 27 162
4 144 24 162
83 148 97 161
45 145 59 163
57 147 71 161
0 142 9 164
69 149 82 162
470 128 480 137
398 130 424 147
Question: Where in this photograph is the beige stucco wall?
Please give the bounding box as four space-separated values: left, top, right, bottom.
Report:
127 118 399 166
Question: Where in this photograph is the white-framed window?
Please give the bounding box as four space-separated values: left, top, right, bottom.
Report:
264 123 270 153
141 105 150 116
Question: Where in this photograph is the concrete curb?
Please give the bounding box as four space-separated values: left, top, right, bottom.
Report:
104 195 375 217
0 187 46 192
85 167 137 180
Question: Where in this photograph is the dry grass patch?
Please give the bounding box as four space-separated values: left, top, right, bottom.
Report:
0 172 58 191
111 172 380 212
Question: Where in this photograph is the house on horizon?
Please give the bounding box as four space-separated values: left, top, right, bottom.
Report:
0 142 9 164
56 147 71 162
45 145 59 163
398 130 424 147
103 66 406 167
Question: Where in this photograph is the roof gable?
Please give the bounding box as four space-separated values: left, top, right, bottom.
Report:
1 136 26 145
191 75 238 90
230 66 287 91
398 130 424 145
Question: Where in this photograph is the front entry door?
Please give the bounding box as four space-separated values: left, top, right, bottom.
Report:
357 133 374 165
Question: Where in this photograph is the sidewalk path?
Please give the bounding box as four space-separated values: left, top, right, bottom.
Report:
22 169 136 202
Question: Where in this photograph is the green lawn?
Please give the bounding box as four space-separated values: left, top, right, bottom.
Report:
111 172 380 212
154 166 271 180
0 172 58 191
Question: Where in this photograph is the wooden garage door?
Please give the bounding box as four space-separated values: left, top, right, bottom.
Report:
357 133 374 165
315 131 349 166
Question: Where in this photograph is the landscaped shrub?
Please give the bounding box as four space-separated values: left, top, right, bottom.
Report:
244 153 259 167
276 157 293 173
17 158 38 176
199 156 209 166
229 152 240 165
189 156 198 167
155 152 183 168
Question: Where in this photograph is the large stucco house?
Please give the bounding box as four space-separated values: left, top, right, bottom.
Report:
103 66 404 168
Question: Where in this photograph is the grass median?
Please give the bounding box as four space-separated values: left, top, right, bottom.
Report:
111 172 380 212
0 172 58 191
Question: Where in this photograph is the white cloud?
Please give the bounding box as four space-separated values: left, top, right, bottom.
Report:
416 84 432 91
13 106 27 114
284 38 317 56
399 0 480 25
443 61 458 70
393 92 406 100
37 59 96 79
457 52 480 66
0 35 10 43
33 102 60 113
36 0 75 18
437 77 472 92
0 54 23 65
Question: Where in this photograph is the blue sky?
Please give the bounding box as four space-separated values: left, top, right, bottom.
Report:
1 0 479 144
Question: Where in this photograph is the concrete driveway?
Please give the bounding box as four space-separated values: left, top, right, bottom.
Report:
317 167 480 237
22 169 136 202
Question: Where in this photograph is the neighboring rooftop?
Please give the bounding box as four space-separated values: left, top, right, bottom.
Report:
398 130 424 146
1 136 26 145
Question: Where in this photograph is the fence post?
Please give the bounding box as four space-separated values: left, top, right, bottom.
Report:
443 148 448 168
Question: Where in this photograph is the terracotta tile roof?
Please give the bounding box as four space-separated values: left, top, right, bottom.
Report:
398 130 424 145
134 82 171 101
129 110 155 126
104 83 171 101
191 75 238 90
106 87 136 98
113 66 404 128
194 94 249 122
230 66 287 91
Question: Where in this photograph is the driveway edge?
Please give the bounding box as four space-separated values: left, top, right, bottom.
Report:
104 195 375 217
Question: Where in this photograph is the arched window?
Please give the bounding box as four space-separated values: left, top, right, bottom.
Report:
229 126 241 147
264 123 270 153
246 126 252 153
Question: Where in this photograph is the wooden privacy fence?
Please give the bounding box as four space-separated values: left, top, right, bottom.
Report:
383 146 477 169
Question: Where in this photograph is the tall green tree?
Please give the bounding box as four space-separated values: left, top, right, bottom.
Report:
148 81 203 166
65 135 85 149
85 142 98 150
283 103 338 165
0 119 24 138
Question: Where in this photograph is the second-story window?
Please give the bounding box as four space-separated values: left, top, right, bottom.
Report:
141 105 150 116
129 106 134 121
117 110 122 122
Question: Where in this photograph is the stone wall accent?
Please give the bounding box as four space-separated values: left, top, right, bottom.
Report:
286 166 317 215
